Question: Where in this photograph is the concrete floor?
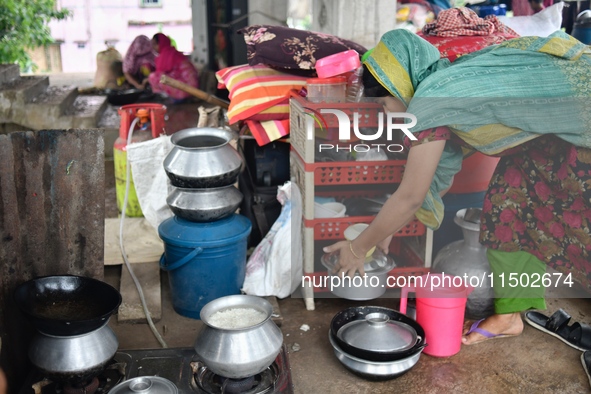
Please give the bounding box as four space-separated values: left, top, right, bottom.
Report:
93 78 591 393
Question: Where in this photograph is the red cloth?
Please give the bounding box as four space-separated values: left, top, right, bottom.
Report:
422 7 518 37
419 34 518 62
154 33 188 74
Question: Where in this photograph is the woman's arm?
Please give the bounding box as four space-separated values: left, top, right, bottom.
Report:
124 72 143 89
323 139 447 278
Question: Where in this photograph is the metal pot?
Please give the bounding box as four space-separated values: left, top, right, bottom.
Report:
194 295 283 379
321 249 396 300
109 377 178 394
163 128 243 188
14 275 122 336
330 306 426 362
166 185 243 222
328 331 421 380
28 323 118 384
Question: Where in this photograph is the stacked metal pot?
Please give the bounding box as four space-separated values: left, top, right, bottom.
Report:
159 127 253 320
14 275 122 385
329 306 427 380
163 127 244 222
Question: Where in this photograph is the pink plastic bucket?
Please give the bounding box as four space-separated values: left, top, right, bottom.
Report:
399 273 472 357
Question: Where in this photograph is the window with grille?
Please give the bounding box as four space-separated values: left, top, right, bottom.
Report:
140 0 162 7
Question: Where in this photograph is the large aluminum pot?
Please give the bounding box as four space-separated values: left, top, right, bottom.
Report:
329 331 421 380
163 128 243 188
194 295 283 379
321 249 395 301
166 185 243 222
28 323 118 384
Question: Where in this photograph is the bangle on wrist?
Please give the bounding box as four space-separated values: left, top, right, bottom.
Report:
348 241 362 259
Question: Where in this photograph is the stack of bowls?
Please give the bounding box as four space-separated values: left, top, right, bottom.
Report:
328 306 427 380
163 127 244 222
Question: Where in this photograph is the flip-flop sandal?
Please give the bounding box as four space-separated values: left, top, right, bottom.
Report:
463 319 520 345
524 309 591 352
582 351 591 388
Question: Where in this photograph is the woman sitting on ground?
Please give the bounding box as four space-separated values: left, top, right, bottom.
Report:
324 29 591 345
123 35 156 90
148 33 199 102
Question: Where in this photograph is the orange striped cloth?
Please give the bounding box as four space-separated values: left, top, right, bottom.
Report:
244 119 290 146
216 64 308 125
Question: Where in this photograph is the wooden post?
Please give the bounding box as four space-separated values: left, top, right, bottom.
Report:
0 129 105 391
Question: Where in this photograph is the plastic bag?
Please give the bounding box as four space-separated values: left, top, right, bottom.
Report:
242 181 303 298
127 135 174 230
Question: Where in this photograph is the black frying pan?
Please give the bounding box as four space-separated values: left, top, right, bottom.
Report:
330 306 427 362
13 275 122 336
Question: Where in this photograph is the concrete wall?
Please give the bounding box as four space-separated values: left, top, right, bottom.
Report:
50 0 193 73
310 0 398 49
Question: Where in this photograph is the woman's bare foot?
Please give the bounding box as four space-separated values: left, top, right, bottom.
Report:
462 312 524 345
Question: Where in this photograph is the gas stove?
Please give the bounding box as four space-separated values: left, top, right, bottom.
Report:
20 344 294 394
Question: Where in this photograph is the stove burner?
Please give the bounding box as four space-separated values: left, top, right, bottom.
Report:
220 376 256 393
63 377 99 394
193 362 279 394
22 362 126 394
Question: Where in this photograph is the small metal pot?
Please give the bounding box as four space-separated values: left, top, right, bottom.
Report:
28 323 118 384
163 128 243 188
194 295 283 379
109 377 178 394
166 185 243 222
328 331 421 380
321 249 396 300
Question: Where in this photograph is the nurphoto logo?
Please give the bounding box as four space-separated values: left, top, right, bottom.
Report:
304 108 417 154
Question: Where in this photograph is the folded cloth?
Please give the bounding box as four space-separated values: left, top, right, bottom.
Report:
422 7 518 37
245 119 290 146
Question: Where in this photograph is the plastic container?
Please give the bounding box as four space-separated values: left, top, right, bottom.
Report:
448 152 499 194
572 10 591 44
399 273 473 357
346 66 364 102
316 50 361 79
306 76 347 103
158 214 252 319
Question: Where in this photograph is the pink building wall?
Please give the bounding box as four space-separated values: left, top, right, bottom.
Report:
50 0 194 73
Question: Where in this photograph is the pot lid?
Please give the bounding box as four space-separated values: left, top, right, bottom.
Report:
337 312 417 353
158 214 252 248
321 249 395 275
109 377 178 394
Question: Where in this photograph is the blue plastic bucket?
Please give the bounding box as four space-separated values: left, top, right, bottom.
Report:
158 214 252 319
433 192 486 257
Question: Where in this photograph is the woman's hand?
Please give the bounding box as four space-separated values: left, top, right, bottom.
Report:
140 78 149 89
323 240 367 278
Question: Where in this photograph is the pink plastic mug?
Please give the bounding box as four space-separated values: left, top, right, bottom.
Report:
399 273 473 357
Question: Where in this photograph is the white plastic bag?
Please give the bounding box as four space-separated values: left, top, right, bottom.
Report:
242 181 303 298
127 135 174 230
498 2 564 37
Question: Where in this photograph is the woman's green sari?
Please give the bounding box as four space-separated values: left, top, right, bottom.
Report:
364 29 591 229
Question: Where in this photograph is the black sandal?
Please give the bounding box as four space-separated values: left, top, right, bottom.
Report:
582 351 591 388
524 309 591 351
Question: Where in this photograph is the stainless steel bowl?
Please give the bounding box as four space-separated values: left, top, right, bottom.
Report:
321 249 396 300
328 331 422 380
163 128 243 188
194 295 283 379
166 185 243 222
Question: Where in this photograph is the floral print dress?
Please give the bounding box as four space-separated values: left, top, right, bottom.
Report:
411 127 591 290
